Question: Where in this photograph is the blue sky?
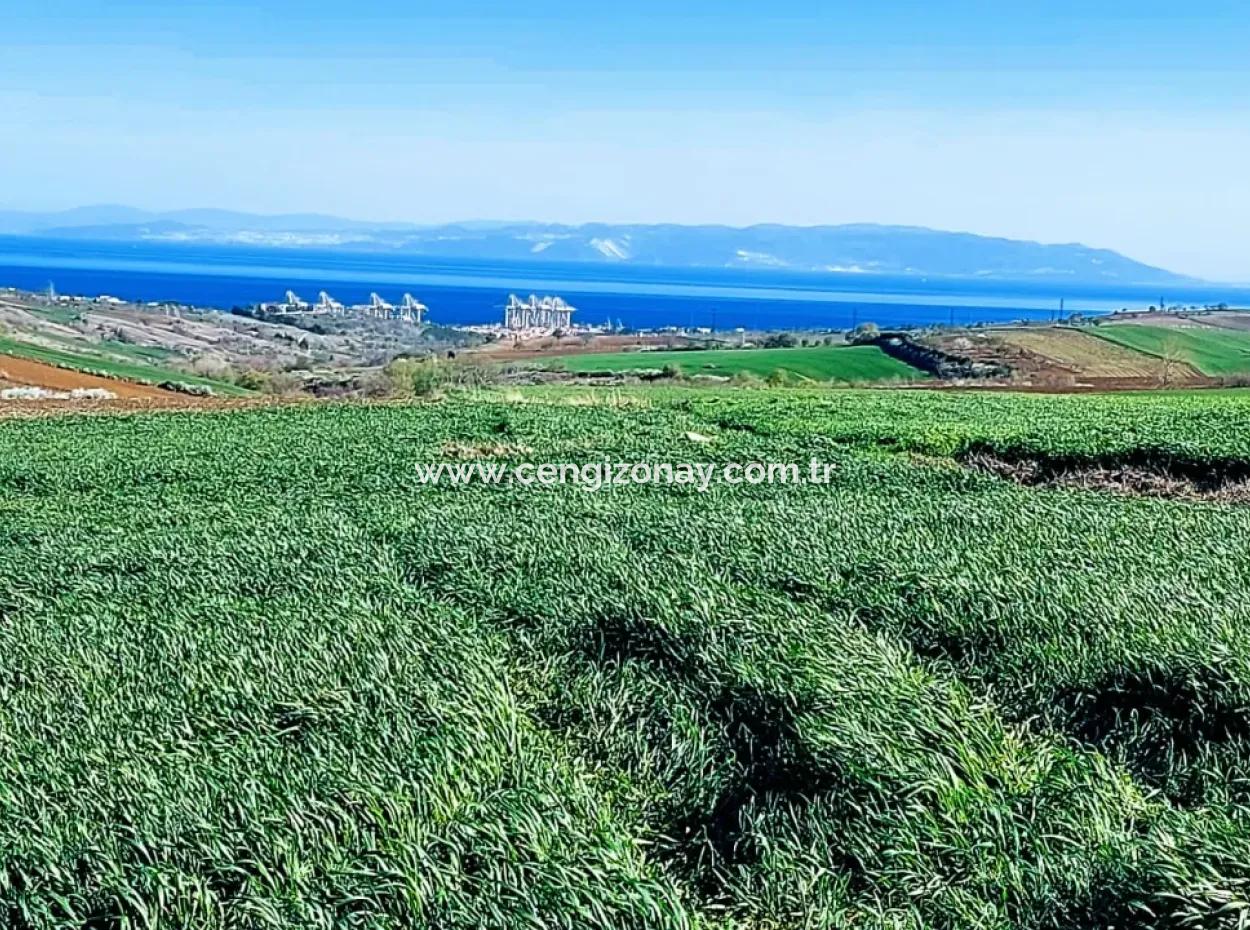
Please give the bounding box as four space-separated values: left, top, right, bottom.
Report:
3 1 1250 279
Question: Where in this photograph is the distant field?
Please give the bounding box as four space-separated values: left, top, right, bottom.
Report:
994 326 1191 380
1093 323 1250 378
0 335 249 395
94 337 178 363
1199 311 1250 333
554 344 926 382
39 330 180 366
21 304 84 327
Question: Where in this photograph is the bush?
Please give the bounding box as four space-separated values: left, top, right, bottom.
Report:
234 369 303 395
847 322 881 345
762 333 799 349
233 369 272 392
730 371 764 387
384 357 501 396
158 381 214 397
355 369 400 398
267 372 303 395
190 357 236 380
765 369 791 387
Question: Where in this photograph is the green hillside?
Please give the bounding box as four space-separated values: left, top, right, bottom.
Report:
1093 323 1250 377
554 344 925 381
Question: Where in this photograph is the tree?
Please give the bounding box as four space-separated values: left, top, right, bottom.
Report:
762 332 798 349
766 369 790 387
1159 335 1184 388
847 322 881 345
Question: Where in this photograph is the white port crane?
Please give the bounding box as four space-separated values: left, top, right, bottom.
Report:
265 289 424 322
317 291 344 314
401 294 427 323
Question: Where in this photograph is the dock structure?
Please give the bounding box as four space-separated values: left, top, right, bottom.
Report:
316 291 344 314
261 290 426 324
360 293 424 323
504 294 575 331
399 293 426 324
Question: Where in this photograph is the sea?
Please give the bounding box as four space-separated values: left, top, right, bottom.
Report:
3 235 1249 332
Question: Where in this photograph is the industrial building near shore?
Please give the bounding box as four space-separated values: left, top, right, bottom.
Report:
503 294 575 331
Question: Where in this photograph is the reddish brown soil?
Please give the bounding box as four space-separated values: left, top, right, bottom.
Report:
0 395 286 420
0 354 171 398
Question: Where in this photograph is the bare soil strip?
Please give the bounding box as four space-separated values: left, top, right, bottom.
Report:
962 449 1250 502
0 396 287 420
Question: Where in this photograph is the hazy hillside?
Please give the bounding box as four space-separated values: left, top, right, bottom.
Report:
0 207 1193 284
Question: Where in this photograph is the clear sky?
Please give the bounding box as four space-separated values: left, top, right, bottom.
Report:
3 1 1250 280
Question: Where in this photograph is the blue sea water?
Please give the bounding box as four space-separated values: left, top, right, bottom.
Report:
2 235 1248 332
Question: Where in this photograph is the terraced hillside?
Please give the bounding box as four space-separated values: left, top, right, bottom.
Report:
992 326 1203 383
0 291 352 373
2 388 1250 928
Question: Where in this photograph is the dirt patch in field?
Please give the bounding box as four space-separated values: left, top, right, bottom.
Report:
962 448 1250 502
440 440 534 459
926 331 1063 383
0 396 277 420
1197 310 1250 332
0 354 171 399
1103 310 1247 331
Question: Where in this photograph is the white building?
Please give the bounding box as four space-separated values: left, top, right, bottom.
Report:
503 294 575 330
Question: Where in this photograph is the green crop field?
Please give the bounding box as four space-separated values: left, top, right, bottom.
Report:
1093 323 1250 378
553 344 925 382
93 338 178 364
0 335 249 395
20 304 86 327
3 387 1250 927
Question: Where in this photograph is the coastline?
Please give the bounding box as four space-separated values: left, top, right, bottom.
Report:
0 235 1220 331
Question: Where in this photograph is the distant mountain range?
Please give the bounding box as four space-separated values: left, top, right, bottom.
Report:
0 205 1195 285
